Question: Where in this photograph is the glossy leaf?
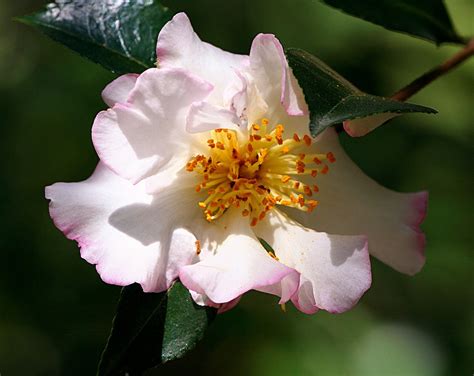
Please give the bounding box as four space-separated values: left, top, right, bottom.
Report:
320 0 463 45
17 0 172 74
287 48 437 137
97 282 216 376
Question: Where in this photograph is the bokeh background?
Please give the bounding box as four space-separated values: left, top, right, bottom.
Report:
1 0 473 375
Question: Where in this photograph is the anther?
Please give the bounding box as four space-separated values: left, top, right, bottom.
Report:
188 122 333 225
195 240 201 255
327 152 336 163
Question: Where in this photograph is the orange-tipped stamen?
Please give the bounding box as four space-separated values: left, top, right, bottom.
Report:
186 120 334 225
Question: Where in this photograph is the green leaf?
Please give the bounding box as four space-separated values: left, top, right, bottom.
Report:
320 0 464 45
97 282 217 376
17 0 172 74
286 48 437 137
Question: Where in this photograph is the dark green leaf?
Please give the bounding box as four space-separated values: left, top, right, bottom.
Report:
17 0 172 74
287 48 437 137
320 0 464 45
98 282 216 376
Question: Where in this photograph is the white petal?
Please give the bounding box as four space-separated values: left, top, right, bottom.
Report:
156 12 249 105
92 68 213 184
223 70 268 126
186 101 242 133
223 69 248 115
254 210 371 314
283 128 427 275
45 163 200 292
249 33 307 119
179 211 299 304
101 74 139 107
189 290 241 313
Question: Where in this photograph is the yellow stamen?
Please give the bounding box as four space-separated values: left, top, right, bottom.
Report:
186 120 335 225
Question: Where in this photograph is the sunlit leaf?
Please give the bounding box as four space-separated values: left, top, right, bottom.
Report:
17 0 172 74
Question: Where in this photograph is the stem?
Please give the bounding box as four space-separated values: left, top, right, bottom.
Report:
391 38 474 101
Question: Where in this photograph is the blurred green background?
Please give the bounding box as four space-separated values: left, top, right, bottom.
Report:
1 0 472 375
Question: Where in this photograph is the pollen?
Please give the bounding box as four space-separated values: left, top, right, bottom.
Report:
186 119 334 225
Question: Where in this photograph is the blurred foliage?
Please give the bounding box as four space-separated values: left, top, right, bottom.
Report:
0 0 472 375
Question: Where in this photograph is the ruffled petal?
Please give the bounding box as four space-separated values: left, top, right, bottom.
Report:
222 70 268 127
101 73 139 107
92 67 213 184
186 101 241 133
249 33 307 118
254 210 371 314
156 12 249 105
283 128 427 275
189 290 241 313
45 163 201 292
179 211 299 304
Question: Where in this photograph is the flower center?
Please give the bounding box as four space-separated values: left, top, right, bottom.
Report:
186 118 335 226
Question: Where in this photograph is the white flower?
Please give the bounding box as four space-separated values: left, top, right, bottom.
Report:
46 13 427 314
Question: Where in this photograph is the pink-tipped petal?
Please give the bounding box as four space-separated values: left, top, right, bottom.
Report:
254 210 371 314
256 272 300 304
101 74 139 107
157 12 249 105
189 290 241 313
45 163 201 292
223 69 269 127
92 68 213 184
284 128 427 275
189 290 220 309
291 277 320 314
223 69 248 115
343 113 401 137
217 296 242 313
250 33 307 119
179 212 299 304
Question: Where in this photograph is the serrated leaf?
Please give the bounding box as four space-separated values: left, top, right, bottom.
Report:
17 0 172 74
286 48 437 137
320 0 463 45
97 282 216 376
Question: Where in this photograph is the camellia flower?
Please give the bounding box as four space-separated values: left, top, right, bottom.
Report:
46 13 427 314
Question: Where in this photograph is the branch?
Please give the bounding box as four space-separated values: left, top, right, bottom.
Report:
391 38 474 101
